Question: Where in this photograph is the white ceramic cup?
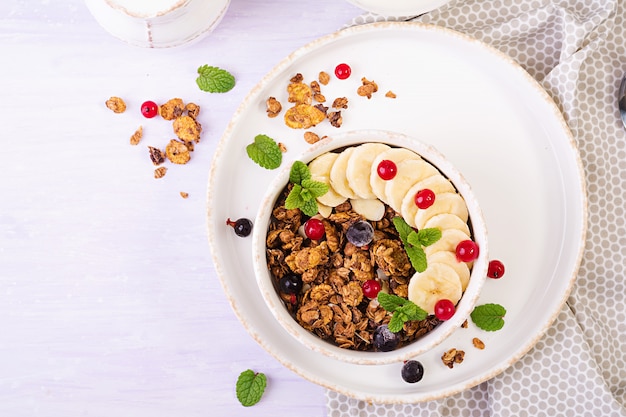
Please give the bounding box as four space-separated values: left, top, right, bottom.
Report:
252 129 488 365
85 0 230 48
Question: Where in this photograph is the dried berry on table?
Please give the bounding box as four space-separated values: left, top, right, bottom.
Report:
129 126 143 145
165 139 191 165
105 96 126 113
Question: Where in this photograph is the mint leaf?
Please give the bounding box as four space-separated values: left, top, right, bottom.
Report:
377 292 427 333
301 199 319 217
377 292 407 312
196 65 236 93
285 184 305 210
470 303 507 331
289 161 310 184
301 179 328 198
236 369 266 407
416 228 442 247
246 134 282 169
388 312 406 333
406 244 427 273
392 216 413 242
397 303 427 322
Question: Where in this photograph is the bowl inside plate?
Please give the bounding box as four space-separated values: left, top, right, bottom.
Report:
252 129 488 365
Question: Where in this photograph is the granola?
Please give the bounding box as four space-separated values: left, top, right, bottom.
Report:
441 348 465 368
105 96 126 113
265 185 441 352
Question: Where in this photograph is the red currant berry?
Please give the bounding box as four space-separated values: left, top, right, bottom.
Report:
487 259 506 279
334 63 351 80
414 188 435 209
141 100 159 118
456 240 479 262
434 299 456 320
304 218 325 240
377 160 397 180
362 280 381 299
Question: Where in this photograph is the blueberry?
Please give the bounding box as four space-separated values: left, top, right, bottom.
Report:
346 220 374 247
226 218 253 237
372 324 399 352
279 274 303 294
401 360 424 383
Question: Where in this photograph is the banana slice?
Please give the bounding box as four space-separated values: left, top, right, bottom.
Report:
408 263 463 315
428 251 471 291
423 228 470 256
422 213 470 236
346 143 390 199
350 198 385 221
384 159 439 213
400 174 456 228
329 147 358 199
370 148 421 201
309 152 348 207
413 192 469 230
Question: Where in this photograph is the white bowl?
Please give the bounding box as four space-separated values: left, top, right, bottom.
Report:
85 0 230 48
252 129 488 365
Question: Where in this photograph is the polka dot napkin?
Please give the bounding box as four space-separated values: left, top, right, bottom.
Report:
327 0 626 415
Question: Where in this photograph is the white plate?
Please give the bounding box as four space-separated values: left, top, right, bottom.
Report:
345 0 451 16
206 22 587 403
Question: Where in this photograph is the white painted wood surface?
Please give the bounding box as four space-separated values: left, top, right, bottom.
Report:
0 1 362 415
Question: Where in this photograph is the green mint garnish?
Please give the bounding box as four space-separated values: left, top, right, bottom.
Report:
196 65 236 93
284 161 328 216
246 134 282 169
470 303 507 331
377 292 427 333
236 369 267 407
393 217 441 273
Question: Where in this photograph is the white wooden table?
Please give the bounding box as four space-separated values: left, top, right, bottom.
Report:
0 1 363 415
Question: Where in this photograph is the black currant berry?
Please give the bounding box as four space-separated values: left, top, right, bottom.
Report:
226 218 253 237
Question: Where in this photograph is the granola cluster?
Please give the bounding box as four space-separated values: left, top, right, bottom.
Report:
266 185 441 351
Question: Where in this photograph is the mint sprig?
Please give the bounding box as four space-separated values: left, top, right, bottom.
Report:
392 217 441 273
284 161 328 216
246 134 282 169
236 369 267 407
196 65 236 93
470 303 506 331
377 292 427 333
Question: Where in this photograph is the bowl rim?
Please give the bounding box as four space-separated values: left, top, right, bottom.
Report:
251 129 488 365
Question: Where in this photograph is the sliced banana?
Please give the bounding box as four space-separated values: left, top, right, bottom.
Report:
384 159 439 213
428 251 471 291
414 192 469 230
369 148 420 201
400 174 455 228
329 147 358 199
422 213 470 236
309 152 349 207
407 263 463 315
423 228 470 256
346 143 390 199
350 198 385 221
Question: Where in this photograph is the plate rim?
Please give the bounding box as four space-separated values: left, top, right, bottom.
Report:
206 21 588 403
344 0 452 17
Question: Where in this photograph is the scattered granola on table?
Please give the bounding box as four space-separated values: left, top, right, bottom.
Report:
159 98 185 120
472 337 485 349
154 167 167 179
180 191 189 199
129 126 143 145
165 139 191 165
357 77 379 99
105 96 126 113
148 146 165 166
442 348 465 368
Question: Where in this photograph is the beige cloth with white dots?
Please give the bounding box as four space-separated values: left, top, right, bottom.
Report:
326 0 626 415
